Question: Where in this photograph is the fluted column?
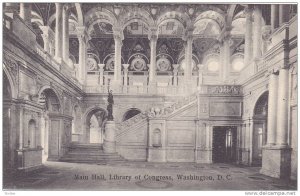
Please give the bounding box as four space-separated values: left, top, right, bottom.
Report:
267 72 278 145
183 29 193 88
271 5 279 30
62 5 70 65
276 68 289 146
253 6 262 60
55 3 63 62
148 29 158 85
244 7 253 66
113 28 123 86
98 64 105 85
123 64 129 86
19 3 31 25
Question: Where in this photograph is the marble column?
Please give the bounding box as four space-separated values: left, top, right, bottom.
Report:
276 68 289 146
123 64 129 86
77 27 89 84
172 64 179 86
267 72 278 145
54 3 63 62
244 7 253 66
271 4 279 30
253 6 262 60
62 5 70 66
113 28 123 86
19 3 31 25
220 32 231 82
98 64 105 85
148 29 158 85
183 29 193 88
279 4 290 25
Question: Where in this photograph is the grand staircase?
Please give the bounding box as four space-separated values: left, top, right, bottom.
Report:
60 143 125 164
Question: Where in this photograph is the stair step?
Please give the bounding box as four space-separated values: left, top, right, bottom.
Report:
60 143 125 164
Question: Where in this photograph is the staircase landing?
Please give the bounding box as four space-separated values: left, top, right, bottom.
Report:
60 143 125 164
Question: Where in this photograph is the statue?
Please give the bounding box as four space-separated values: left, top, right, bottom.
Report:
107 90 114 121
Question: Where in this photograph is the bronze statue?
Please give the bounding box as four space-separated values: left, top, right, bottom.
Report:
107 90 114 120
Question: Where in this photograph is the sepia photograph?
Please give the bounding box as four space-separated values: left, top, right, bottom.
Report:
1 1 298 192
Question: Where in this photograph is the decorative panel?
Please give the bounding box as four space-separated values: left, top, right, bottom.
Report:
209 102 242 117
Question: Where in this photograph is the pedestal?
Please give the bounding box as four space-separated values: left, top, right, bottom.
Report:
260 146 291 179
103 121 116 153
147 147 166 162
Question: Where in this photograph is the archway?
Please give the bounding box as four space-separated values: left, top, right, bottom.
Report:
252 91 268 166
38 88 61 162
123 108 141 121
85 108 107 144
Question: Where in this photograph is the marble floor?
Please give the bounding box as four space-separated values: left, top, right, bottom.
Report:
3 161 297 191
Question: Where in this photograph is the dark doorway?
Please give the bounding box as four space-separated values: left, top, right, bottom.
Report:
212 126 237 163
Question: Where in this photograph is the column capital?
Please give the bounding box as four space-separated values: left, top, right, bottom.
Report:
122 64 130 70
76 26 90 43
148 27 158 41
218 28 232 44
182 27 194 42
113 27 124 41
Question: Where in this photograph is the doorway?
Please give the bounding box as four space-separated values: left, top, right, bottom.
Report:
212 126 237 163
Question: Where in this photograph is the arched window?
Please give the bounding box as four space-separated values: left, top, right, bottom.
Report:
123 108 141 121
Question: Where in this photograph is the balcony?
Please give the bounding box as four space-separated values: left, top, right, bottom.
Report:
3 13 82 89
84 84 195 96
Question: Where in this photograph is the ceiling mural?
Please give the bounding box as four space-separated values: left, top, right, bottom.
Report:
28 3 276 69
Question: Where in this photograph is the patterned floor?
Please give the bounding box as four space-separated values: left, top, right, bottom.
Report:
3 161 297 191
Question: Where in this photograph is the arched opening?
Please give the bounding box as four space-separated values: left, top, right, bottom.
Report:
252 91 268 166
123 108 141 121
86 108 107 144
38 88 61 162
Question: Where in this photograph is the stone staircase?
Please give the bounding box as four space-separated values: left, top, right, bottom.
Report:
116 92 198 140
60 143 125 164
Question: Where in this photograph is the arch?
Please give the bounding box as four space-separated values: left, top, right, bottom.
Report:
156 11 191 28
85 7 117 28
194 10 225 30
83 106 107 143
37 85 62 113
249 90 269 118
226 4 238 27
127 53 150 65
74 3 83 26
251 90 268 166
120 8 154 31
193 18 222 35
253 91 269 118
3 64 17 99
122 108 141 121
87 20 113 36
